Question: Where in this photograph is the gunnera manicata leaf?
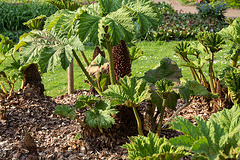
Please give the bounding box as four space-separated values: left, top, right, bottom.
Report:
122 131 187 160
85 100 118 129
54 104 76 120
111 40 131 81
143 57 182 84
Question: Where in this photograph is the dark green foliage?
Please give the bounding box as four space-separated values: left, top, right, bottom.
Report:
112 40 131 81
92 46 105 60
0 2 57 32
0 2 57 42
143 57 182 84
154 2 175 15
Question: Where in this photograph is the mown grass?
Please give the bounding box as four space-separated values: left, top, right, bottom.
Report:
0 40 233 97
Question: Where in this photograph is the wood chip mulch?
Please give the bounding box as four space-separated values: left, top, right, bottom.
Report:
0 90 229 160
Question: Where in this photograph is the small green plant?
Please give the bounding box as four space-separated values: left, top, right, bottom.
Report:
46 0 82 11
55 95 118 133
103 76 150 135
0 34 22 97
85 100 118 132
169 103 240 160
121 131 188 160
54 104 76 120
176 31 226 94
23 15 47 30
155 79 174 137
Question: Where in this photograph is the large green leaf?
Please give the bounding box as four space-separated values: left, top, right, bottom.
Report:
209 104 240 147
168 103 240 159
75 10 102 45
169 116 201 141
19 30 84 73
85 100 118 129
224 68 240 103
80 3 102 16
219 17 240 44
44 9 76 38
103 76 150 107
128 0 159 38
143 57 182 84
122 131 187 160
75 6 134 46
179 80 211 101
99 0 122 16
100 6 134 46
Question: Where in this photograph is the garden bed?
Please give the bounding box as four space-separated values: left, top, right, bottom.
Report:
0 89 224 159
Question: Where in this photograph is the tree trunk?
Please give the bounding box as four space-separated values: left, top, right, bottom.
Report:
68 60 74 94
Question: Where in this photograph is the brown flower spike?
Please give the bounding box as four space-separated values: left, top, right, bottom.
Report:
92 46 105 60
111 40 131 81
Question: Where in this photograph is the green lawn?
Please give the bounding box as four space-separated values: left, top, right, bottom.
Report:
0 40 232 97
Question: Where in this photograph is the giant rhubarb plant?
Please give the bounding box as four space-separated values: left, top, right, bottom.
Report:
219 17 240 67
55 95 118 133
15 0 159 95
122 131 188 160
103 76 150 135
74 0 159 84
169 103 240 160
196 31 225 94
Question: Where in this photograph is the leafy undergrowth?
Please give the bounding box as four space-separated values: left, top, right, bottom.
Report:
0 88 231 159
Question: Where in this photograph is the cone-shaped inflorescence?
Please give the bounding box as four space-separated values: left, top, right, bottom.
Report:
92 46 105 60
111 40 131 81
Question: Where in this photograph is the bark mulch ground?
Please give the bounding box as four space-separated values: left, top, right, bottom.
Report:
0 89 227 159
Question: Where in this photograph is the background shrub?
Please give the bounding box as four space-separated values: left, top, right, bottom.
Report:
195 1 229 21
145 4 228 41
0 2 57 42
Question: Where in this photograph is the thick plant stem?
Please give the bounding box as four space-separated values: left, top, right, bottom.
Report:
156 99 166 137
198 69 208 88
68 60 74 94
232 52 239 67
209 53 216 94
72 49 103 97
0 82 8 94
132 107 144 136
105 35 117 85
191 68 201 84
80 51 90 67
